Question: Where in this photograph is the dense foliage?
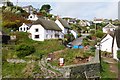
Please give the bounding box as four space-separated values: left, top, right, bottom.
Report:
40 4 51 13
95 30 104 38
117 51 120 60
16 44 35 58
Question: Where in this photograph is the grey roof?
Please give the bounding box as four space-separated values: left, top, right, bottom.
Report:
114 27 120 48
32 18 62 31
104 23 117 28
58 18 70 29
71 37 83 45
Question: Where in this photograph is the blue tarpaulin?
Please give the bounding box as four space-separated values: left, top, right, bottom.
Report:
73 45 83 49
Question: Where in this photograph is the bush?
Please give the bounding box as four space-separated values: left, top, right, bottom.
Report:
96 30 104 38
16 44 35 58
117 51 120 60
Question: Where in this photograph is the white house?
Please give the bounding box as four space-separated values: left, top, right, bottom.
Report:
55 18 70 34
99 27 120 60
102 23 117 33
93 18 103 24
19 23 30 32
27 18 63 41
28 14 38 21
70 30 78 39
100 34 113 53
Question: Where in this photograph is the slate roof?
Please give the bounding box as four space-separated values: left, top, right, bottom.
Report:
114 27 120 48
32 18 62 31
71 37 83 45
58 18 70 29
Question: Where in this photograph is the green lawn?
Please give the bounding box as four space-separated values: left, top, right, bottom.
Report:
2 32 65 78
101 60 117 79
49 48 95 66
2 62 27 78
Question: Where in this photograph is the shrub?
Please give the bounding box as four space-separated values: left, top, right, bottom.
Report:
96 30 104 38
117 50 120 60
16 44 35 58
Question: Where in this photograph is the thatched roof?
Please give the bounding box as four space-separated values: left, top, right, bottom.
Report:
32 18 62 31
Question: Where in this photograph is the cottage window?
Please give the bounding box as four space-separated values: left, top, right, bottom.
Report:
35 35 39 38
24 28 25 31
35 28 39 32
27 27 29 30
20 28 22 30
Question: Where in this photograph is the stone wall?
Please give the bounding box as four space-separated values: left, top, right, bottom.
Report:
62 49 100 79
70 63 100 78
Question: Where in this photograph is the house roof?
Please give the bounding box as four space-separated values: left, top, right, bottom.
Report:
104 23 117 28
94 18 103 21
100 31 114 43
58 18 71 29
32 18 62 31
71 37 82 45
114 27 120 48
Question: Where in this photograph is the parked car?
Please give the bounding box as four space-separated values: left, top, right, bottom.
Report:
66 43 73 48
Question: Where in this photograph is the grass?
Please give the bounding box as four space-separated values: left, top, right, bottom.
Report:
2 62 26 78
101 60 117 79
2 32 65 78
49 48 95 66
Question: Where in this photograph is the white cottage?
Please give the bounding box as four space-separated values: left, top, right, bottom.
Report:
93 18 103 24
102 23 117 33
19 23 30 32
100 34 113 53
55 18 70 34
100 27 120 60
28 18 63 41
28 14 38 21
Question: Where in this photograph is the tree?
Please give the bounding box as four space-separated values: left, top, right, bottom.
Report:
95 30 104 38
16 44 35 58
40 4 52 13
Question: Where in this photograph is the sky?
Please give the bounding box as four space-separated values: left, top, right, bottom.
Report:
9 0 120 20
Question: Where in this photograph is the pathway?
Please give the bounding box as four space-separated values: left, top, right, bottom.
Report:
102 57 118 78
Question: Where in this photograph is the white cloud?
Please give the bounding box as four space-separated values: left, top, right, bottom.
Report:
9 0 119 20
51 2 118 20
10 0 119 2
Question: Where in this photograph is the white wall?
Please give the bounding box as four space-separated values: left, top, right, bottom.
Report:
93 21 103 24
113 37 119 60
100 34 113 52
103 28 115 33
28 14 38 21
19 23 29 32
28 24 45 41
55 20 69 34
70 30 77 38
44 30 64 39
